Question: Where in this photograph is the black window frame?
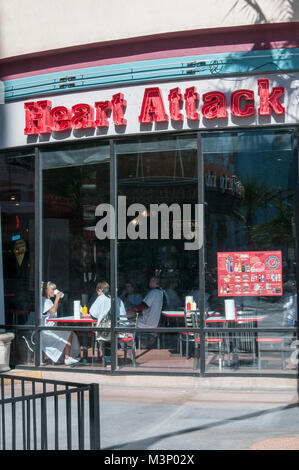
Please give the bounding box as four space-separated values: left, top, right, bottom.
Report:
0 125 297 378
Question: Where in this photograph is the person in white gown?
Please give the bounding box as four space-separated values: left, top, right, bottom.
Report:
41 281 81 365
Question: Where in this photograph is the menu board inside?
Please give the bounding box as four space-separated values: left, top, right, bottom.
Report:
217 251 283 297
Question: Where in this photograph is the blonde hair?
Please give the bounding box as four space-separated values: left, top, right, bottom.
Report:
41 281 56 297
96 281 109 294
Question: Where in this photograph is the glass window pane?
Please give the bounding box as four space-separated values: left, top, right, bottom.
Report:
116 134 200 372
0 152 35 328
203 129 297 373
0 151 35 366
41 141 110 367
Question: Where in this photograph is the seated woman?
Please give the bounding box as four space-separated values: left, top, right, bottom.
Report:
41 281 81 365
89 281 111 323
89 281 129 361
89 280 127 322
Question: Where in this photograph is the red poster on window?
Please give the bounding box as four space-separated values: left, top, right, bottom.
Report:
217 251 283 297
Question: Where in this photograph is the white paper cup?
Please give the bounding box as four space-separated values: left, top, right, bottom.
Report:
54 289 64 298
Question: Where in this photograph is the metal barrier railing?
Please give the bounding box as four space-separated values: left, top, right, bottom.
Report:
0 374 100 450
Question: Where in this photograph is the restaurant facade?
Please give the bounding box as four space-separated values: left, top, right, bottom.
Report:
0 3 299 377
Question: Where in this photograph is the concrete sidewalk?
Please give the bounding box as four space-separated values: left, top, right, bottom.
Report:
5 369 299 450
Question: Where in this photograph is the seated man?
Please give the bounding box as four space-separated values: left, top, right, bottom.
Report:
134 277 164 347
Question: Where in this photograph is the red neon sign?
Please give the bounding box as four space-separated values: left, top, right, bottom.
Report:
24 79 285 135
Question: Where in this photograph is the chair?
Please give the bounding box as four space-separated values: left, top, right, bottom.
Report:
95 314 136 367
77 330 97 362
233 315 257 367
21 331 35 363
194 337 224 371
180 310 224 370
191 311 224 371
117 314 136 367
137 332 162 350
179 309 195 359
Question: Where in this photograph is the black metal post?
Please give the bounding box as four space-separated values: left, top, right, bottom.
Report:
89 383 100 450
66 385 72 450
34 147 42 367
1 377 5 450
40 382 48 450
54 384 59 450
110 140 118 371
294 128 299 397
198 132 206 376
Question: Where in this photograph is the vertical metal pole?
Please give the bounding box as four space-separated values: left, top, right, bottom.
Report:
294 129 299 396
0 205 5 332
40 382 48 450
66 386 72 450
26 399 31 450
77 390 84 450
1 377 5 450
54 384 59 450
11 379 16 450
197 133 206 376
35 147 42 367
110 140 117 371
21 379 26 449
32 381 37 450
89 384 100 450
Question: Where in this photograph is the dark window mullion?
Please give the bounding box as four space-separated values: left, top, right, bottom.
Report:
110 140 117 372
34 147 42 367
198 132 206 375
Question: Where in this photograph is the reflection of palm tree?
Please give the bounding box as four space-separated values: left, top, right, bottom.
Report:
232 179 276 248
224 0 294 24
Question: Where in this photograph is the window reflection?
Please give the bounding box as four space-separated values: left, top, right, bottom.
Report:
204 130 297 331
117 135 198 314
0 153 35 327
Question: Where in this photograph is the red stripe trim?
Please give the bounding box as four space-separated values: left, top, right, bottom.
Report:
2 22 298 80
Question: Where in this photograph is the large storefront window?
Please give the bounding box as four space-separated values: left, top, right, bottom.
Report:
1 128 296 376
116 135 199 372
41 142 110 367
203 129 297 373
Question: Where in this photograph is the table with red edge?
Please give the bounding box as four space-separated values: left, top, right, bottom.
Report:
162 311 267 367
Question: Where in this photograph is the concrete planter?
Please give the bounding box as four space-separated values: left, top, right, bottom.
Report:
0 333 15 372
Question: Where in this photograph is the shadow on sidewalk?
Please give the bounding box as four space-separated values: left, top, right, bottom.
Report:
103 402 299 450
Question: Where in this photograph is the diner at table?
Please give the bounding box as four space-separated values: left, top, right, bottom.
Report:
41 281 81 366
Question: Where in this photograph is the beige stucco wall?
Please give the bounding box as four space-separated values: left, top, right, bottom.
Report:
0 0 298 59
